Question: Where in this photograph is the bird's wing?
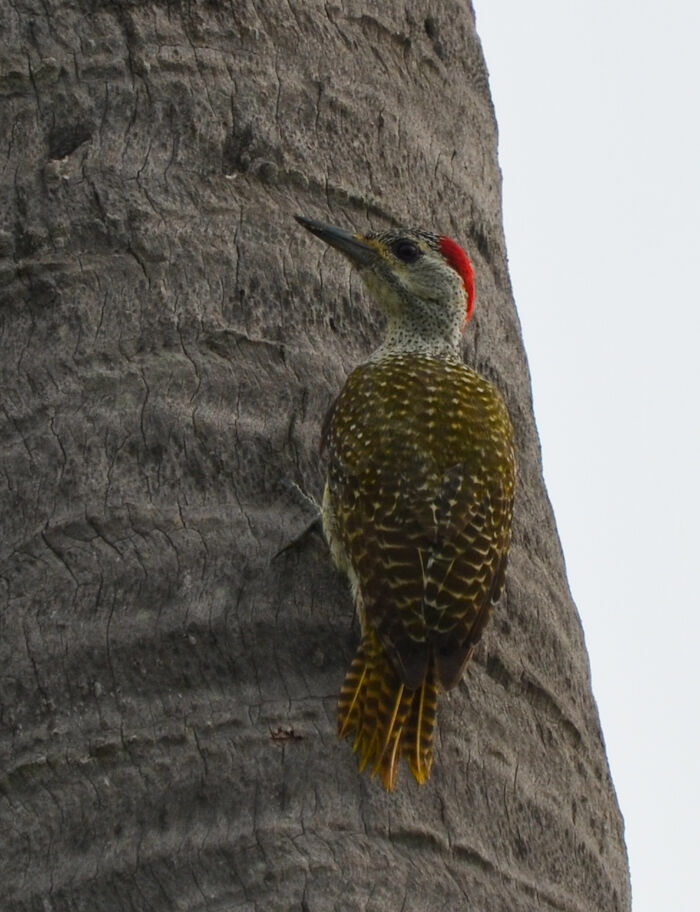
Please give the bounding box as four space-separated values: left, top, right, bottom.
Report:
330 454 513 692
420 463 514 689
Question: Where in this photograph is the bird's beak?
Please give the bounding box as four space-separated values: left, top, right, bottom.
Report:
295 215 376 268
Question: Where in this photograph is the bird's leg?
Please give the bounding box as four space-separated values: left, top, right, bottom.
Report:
272 480 323 560
283 479 321 513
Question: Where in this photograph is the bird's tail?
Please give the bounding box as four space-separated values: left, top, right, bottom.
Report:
338 630 438 790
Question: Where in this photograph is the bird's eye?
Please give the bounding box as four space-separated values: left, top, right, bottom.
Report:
392 239 421 263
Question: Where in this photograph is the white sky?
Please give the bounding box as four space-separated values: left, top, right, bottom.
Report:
474 3 700 910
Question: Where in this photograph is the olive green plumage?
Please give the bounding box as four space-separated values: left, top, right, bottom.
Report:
295 216 515 790
327 353 515 789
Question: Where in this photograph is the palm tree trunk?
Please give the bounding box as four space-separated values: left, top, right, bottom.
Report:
0 1 630 909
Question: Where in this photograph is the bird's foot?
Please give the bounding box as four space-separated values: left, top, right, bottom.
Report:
281 479 321 513
272 480 323 560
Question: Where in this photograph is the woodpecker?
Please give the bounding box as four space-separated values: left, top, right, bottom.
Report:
296 214 515 790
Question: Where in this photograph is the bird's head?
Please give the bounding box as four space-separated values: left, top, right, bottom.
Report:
296 215 475 358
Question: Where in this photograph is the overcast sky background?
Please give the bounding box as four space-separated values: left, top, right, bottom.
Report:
474 2 700 910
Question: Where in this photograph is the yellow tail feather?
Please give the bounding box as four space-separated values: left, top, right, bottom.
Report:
403 664 437 784
337 631 438 790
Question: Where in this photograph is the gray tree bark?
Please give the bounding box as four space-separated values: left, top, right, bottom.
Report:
0 1 631 910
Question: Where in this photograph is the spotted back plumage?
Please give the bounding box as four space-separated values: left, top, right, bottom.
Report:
326 353 515 787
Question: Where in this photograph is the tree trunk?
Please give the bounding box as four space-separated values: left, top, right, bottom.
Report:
0 1 630 910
